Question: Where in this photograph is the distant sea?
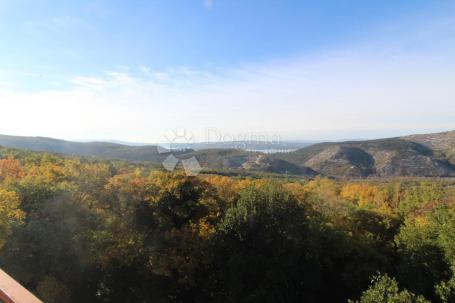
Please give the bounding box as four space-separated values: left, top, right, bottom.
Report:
246 149 297 154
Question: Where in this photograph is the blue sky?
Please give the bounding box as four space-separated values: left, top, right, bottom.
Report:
0 0 454 142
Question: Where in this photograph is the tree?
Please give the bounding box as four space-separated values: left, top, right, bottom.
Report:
0 157 24 181
212 183 325 303
0 189 24 247
349 274 430 303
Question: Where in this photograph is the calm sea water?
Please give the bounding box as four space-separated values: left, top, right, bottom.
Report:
246 149 297 154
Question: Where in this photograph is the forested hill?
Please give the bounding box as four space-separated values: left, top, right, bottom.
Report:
0 134 167 162
274 130 455 178
1 131 455 178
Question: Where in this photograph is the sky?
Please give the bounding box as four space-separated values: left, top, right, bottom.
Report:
0 0 454 143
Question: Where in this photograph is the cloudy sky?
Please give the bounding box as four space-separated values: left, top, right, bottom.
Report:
0 0 454 143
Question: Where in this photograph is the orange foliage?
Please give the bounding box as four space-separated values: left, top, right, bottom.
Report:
0 157 24 181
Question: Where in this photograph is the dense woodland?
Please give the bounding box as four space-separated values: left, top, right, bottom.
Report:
0 147 455 302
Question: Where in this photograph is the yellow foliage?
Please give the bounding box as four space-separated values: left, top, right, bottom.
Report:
304 177 340 195
283 182 307 203
0 189 25 247
26 163 66 182
341 183 377 207
204 175 238 203
0 189 24 222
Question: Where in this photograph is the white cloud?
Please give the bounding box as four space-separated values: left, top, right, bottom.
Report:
2 12 455 141
0 43 454 143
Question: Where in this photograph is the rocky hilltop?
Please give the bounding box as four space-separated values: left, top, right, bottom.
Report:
274 131 455 178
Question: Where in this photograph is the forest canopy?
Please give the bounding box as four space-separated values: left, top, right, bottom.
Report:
0 147 454 303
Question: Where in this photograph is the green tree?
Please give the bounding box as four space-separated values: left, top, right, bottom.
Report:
349 274 430 303
212 183 325 303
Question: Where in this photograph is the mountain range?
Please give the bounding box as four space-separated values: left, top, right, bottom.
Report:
0 131 454 178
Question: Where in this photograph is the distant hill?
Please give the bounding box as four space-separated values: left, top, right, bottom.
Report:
274 131 455 178
0 134 317 177
403 131 455 164
169 140 316 152
0 134 167 162
187 149 318 177
1 131 455 178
